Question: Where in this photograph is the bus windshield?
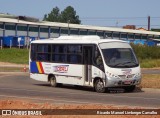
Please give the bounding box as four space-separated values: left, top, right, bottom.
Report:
99 42 139 68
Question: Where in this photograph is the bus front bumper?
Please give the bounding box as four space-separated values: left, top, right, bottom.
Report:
105 77 141 87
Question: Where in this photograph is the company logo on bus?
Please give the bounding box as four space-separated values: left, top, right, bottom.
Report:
121 69 132 76
53 65 69 73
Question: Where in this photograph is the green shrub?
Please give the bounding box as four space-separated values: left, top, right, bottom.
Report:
131 44 160 68
0 45 160 68
131 44 160 60
140 59 160 68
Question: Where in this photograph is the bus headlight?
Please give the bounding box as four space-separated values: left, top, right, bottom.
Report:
135 73 141 78
106 71 118 79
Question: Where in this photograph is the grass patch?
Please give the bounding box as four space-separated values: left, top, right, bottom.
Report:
0 48 29 64
0 67 26 72
140 59 160 68
131 44 160 68
0 48 160 68
141 74 160 88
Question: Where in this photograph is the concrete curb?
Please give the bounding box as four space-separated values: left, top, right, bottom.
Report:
0 72 29 75
0 65 29 68
142 88 160 92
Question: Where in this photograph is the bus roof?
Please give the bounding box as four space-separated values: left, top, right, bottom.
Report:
31 35 127 44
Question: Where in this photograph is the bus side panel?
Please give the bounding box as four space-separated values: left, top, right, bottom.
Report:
55 64 83 85
92 66 106 81
56 76 83 85
92 66 106 85
50 63 84 85
30 73 48 82
30 62 84 85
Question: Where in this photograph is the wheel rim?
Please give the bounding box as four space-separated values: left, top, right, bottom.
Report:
50 78 56 86
96 80 104 92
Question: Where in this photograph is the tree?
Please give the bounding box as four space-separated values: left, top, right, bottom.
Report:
60 6 81 24
43 6 81 24
43 7 60 22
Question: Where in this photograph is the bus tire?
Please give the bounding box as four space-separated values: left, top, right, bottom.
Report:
124 85 135 92
74 85 81 89
94 79 106 93
50 76 57 87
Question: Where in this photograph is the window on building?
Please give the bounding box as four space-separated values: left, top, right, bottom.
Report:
17 25 27 31
141 35 147 40
80 30 88 35
51 27 60 33
148 35 154 39
135 34 141 39
88 30 96 35
5 24 15 30
0 24 3 29
40 27 48 33
121 33 127 39
29 26 39 32
61 28 68 34
97 31 104 37
70 29 79 35
154 35 160 39
113 32 120 38
105 32 112 38
128 34 134 39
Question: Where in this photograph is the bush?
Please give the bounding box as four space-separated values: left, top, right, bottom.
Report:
131 44 160 60
131 44 160 68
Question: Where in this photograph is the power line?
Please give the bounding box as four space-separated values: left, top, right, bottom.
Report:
80 16 160 20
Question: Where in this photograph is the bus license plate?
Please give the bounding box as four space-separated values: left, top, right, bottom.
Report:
124 81 131 85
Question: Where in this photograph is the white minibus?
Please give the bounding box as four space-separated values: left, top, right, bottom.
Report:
29 36 141 93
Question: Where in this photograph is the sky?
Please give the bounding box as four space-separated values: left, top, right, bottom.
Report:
0 0 160 29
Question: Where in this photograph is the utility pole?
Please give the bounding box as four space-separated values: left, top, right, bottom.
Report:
148 16 150 31
116 20 119 27
68 20 70 35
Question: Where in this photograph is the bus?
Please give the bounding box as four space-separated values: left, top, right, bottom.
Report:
29 36 141 93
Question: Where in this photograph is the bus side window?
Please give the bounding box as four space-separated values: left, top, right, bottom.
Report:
96 55 103 66
31 44 37 61
36 44 51 62
69 55 77 63
94 47 103 69
68 54 82 64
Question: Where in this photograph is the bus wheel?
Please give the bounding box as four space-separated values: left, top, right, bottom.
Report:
94 79 106 93
50 76 57 87
124 85 135 92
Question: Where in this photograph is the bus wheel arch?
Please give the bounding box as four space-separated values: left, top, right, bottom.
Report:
93 77 106 93
48 74 57 87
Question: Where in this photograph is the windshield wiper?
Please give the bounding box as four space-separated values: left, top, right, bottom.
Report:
122 61 138 65
113 63 126 67
113 61 137 67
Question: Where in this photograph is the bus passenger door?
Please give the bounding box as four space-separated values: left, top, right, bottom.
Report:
83 46 92 85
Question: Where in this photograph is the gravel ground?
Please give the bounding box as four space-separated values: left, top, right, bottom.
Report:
0 99 159 118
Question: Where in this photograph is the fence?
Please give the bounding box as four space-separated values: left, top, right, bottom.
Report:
0 36 39 49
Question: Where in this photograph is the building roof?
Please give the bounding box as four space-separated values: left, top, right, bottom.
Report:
0 17 160 36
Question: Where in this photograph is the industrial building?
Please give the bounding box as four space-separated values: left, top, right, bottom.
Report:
0 14 160 47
